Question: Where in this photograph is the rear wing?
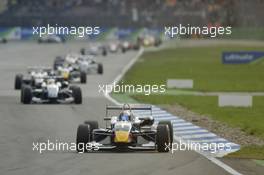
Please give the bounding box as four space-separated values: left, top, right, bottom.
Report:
106 104 152 118
27 67 52 73
106 105 152 111
42 75 64 81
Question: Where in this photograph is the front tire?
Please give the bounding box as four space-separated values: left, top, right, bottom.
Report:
71 86 82 104
97 63 103 74
156 124 170 152
21 85 32 104
76 124 90 152
80 71 87 84
158 121 173 144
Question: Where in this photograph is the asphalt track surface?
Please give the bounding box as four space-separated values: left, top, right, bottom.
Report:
0 42 232 175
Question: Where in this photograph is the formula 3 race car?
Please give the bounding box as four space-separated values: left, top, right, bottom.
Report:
14 67 53 90
80 44 107 56
120 40 140 53
21 76 82 104
137 35 162 47
38 34 65 43
54 54 103 77
56 64 87 84
76 104 173 152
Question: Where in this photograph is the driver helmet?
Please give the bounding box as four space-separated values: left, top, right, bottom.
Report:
47 79 55 85
119 110 131 121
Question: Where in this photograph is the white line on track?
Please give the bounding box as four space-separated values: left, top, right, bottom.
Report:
104 48 243 175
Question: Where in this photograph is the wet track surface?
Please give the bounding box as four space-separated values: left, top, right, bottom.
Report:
0 42 231 175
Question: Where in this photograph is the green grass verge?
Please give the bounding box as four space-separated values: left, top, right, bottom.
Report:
122 46 264 92
226 146 264 160
132 95 264 139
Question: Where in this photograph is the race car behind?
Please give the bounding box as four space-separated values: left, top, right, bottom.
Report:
14 67 52 90
21 76 82 104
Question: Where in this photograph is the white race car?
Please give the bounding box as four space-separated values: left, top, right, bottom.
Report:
14 67 53 90
107 41 121 53
21 76 82 104
54 54 103 76
80 44 107 56
77 55 103 74
38 35 65 43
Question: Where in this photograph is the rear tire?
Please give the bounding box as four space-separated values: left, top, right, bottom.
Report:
2 38 7 43
102 49 107 56
21 85 32 104
158 121 173 144
76 124 90 152
156 124 170 152
80 48 85 55
53 56 64 70
71 86 82 104
15 74 23 90
97 63 103 74
121 47 126 53
80 71 87 84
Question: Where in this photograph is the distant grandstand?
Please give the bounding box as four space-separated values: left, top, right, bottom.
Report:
0 0 263 27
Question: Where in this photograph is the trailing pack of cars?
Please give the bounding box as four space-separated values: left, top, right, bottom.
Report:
14 51 105 104
15 66 83 104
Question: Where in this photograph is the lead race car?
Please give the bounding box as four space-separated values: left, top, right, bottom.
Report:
76 104 173 152
21 76 82 104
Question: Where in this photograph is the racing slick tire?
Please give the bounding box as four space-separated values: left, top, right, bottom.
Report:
71 86 82 104
80 48 85 55
76 124 90 152
15 74 23 90
156 124 170 152
158 121 173 144
2 38 7 43
133 44 140 50
121 47 126 53
53 56 63 70
80 71 87 84
84 121 98 140
97 63 103 74
102 49 107 56
21 85 32 104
